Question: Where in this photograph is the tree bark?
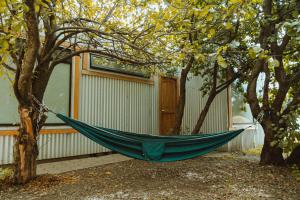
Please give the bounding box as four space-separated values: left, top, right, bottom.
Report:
14 106 39 184
260 121 285 166
260 140 285 166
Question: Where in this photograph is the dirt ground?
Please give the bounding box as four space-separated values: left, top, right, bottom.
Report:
0 154 299 200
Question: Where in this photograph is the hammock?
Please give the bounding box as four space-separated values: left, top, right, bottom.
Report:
56 113 244 162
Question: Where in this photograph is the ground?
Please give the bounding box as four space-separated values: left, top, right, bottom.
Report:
0 153 299 200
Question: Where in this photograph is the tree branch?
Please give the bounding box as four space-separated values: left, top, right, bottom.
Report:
50 49 161 69
282 90 300 116
246 59 264 118
2 63 16 72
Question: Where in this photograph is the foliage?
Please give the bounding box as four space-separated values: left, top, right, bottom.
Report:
0 0 163 184
132 0 249 82
0 0 299 183
0 168 13 183
220 0 300 162
0 0 159 75
243 146 263 156
272 110 300 154
139 0 300 159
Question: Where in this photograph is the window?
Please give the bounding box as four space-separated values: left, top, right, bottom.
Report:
0 62 71 125
90 53 150 78
43 63 71 124
0 74 19 125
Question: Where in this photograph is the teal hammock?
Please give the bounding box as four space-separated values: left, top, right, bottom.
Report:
56 113 245 162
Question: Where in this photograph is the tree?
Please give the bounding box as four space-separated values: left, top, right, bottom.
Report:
228 0 300 165
147 0 300 166
137 0 246 134
0 0 157 184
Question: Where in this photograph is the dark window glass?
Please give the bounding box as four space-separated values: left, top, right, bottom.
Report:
90 54 150 78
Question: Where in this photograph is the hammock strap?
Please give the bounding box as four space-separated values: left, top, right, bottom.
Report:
245 110 264 130
30 94 57 115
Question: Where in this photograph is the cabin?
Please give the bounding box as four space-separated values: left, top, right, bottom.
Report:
0 53 264 165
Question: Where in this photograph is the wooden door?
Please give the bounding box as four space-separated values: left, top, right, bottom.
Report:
159 76 178 135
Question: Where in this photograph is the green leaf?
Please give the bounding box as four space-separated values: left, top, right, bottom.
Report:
292 10 298 18
2 40 9 49
23 4 29 12
207 29 216 38
225 22 233 30
268 58 280 68
270 141 278 147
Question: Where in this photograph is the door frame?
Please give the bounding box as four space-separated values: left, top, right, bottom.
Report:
158 75 179 135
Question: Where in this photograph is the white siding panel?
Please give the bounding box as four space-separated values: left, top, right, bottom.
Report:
0 74 158 165
0 136 14 165
79 74 158 153
79 75 157 133
181 76 228 134
0 133 110 165
0 73 264 165
37 133 107 160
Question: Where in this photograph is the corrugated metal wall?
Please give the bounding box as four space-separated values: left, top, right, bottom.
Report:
0 72 264 165
181 76 228 134
80 75 158 134
78 74 159 153
0 74 159 165
181 75 264 151
37 133 106 159
0 132 108 164
0 135 14 165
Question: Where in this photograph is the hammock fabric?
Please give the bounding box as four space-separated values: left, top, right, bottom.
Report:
57 114 244 162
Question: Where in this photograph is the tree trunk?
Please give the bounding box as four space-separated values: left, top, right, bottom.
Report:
286 145 300 168
191 61 221 134
260 121 285 166
192 92 216 134
172 68 189 134
13 106 39 184
172 57 194 135
260 140 285 166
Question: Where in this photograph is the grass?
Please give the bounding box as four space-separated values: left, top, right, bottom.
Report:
242 145 263 156
0 167 13 185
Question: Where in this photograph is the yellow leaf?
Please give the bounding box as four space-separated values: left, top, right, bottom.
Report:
208 29 216 38
217 55 227 68
35 5 40 13
225 22 233 30
206 14 213 22
23 5 29 12
248 48 256 59
229 0 243 4
198 5 210 18
1 40 9 50
195 53 205 62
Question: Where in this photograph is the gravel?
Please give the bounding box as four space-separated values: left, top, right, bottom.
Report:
0 154 299 200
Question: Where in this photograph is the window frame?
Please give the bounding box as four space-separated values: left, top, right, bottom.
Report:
0 60 72 127
44 60 72 126
89 53 150 79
